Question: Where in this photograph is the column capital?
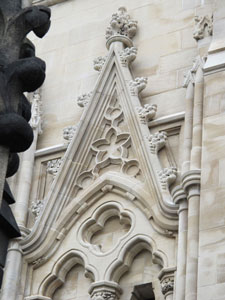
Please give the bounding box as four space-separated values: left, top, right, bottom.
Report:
89 281 122 300
181 169 201 192
158 267 176 298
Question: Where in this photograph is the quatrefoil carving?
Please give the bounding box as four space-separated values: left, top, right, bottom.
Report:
78 203 133 254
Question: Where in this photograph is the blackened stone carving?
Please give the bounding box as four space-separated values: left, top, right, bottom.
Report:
0 0 51 153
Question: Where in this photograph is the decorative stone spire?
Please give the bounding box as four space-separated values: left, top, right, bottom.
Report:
106 7 137 49
193 15 213 41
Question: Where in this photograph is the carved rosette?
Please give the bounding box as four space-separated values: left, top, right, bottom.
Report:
63 125 77 143
136 104 157 124
46 158 62 177
193 15 213 41
119 47 137 66
158 167 177 189
148 131 167 154
77 92 93 108
93 56 107 72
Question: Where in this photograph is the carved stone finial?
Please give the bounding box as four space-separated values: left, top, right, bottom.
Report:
106 7 137 49
93 56 107 72
129 77 148 96
63 125 77 143
29 90 43 134
119 47 137 66
31 199 44 219
46 158 62 177
137 104 157 124
193 15 213 41
158 167 177 189
148 131 167 154
77 92 93 108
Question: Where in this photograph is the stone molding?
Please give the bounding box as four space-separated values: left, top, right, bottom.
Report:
193 15 213 41
181 169 201 192
148 131 167 154
129 77 148 95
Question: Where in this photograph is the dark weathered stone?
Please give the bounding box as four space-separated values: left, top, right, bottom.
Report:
0 0 51 289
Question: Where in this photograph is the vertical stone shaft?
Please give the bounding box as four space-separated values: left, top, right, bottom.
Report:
0 147 9 207
0 240 23 300
14 129 38 229
185 66 203 300
175 199 188 300
182 81 194 174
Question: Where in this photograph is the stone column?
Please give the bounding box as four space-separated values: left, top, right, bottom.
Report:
14 90 42 231
0 239 23 300
158 267 176 300
89 281 122 300
172 186 188 300
183 58 204 300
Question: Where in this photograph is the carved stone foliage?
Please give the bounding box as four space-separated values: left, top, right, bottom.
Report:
148 131 167 154
46 158 62 177
161 277 174 296
92 291 118 300
193 15 213 41
129 77 148 96
137 104 157 124
29 89 43 134
119 47 137 66
77 92 93 108
31 199 44 219
158 167 177 189
105 7 137 40
63 125 77 143
94 56 107 72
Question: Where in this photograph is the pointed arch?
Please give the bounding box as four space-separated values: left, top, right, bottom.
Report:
105 234 168 282
38 249 97 298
